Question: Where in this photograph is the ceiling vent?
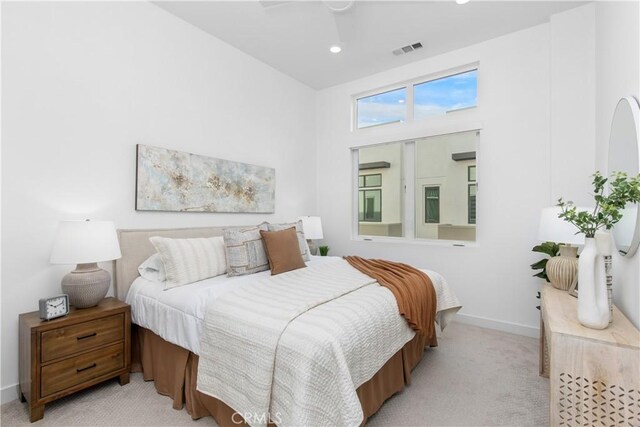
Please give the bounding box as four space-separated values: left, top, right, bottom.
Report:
392 42 423 56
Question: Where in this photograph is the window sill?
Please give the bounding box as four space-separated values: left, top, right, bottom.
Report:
351 235 478 248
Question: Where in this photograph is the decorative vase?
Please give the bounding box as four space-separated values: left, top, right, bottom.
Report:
595 232 614 324
546 245 578 291
577 237 610 329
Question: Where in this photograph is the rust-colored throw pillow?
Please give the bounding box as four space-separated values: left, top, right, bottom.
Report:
260 227 306 275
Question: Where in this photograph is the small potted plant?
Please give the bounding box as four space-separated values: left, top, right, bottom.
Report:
530 241 560 282
318 246 330 256
558 171 640 329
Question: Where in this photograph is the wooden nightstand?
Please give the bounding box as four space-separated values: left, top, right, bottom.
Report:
19 297 131 422
540 285 640 426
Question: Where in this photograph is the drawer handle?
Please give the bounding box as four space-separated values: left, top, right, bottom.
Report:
76 363 97 373
77 332 97 341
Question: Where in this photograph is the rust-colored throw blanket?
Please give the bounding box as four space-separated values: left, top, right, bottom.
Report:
344 256 438 346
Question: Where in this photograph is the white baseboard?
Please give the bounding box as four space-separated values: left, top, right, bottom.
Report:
1 383 19 405
453 313 540 338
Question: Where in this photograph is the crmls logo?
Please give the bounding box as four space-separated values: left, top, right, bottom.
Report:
232 411 283 425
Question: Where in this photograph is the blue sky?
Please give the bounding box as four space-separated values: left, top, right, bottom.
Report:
357 69 478 128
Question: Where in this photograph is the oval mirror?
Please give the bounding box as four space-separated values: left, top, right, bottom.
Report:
608 96 640 257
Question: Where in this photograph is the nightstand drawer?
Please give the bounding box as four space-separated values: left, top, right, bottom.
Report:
40 342 124 398
41 314 123 362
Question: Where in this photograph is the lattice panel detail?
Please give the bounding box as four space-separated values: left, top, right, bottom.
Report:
559 373 640 426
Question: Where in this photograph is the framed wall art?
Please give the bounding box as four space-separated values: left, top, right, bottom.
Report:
135 144 275 213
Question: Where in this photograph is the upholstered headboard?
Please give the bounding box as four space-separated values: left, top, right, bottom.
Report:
114 226 236 300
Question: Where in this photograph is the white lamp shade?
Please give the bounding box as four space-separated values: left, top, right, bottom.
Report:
298 216 324 240
50 220 122 264
538 207 587 245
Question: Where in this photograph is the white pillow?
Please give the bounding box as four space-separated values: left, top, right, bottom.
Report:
138 253 166 283
149 236 227 289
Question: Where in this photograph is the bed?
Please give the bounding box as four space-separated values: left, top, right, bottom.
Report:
114 226 461 427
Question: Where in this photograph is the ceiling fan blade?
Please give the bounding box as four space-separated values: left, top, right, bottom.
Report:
323 1 355 13
258 0 296 10
332 7 356 44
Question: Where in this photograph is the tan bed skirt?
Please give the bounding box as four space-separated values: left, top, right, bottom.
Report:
131 325 427 426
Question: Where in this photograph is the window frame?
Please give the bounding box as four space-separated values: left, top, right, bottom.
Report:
359 173 383 188
424 186 440 224
351 128 480 247
468 165 476 182
352 63 479 132
355 87 408 130
413 69 478 121
468 183 477 225
359 189 383 222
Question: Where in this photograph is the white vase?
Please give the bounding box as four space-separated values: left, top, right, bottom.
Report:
577 237 610 329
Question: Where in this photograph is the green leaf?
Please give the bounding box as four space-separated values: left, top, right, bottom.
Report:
530 259 548 270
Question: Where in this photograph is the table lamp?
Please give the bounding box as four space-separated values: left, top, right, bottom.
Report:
538 207 585 291
298 216 323 256
50 220 122 308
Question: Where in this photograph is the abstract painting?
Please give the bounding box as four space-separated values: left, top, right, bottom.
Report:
136 145 275 213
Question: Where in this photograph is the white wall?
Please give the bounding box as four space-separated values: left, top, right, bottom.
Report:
316 23 554 337
316 2 637 338
550 4 596 206
3 0 636 406
595 1 640 329
1 1 316 401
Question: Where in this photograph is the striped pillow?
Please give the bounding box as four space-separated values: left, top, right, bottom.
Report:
265 220 311 261
223 225 270 277
149 236 227 289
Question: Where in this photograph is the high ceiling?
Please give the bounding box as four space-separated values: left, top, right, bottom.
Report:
154 1 585 89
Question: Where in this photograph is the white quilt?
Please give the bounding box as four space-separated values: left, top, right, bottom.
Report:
196 257 461 427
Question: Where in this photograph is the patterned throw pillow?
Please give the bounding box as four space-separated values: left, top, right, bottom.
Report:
265 220 311 261
149 236 227 289
223 225 270 277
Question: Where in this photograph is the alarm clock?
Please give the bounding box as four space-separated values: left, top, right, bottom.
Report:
39 294 70 320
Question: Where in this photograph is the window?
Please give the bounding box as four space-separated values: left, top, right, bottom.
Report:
468 165 477 224
359 174 382 188
354 66 478 130
413 69 478 120
354 130 478 243
468 184 477 225
356 143 404 237
414 131 477 241
359 173 384 223
356 88 406 129
359 190 382 222
424 187 440 223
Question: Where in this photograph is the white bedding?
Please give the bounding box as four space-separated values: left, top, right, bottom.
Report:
126 258 277 354
195 257 461 427
125 256 460 356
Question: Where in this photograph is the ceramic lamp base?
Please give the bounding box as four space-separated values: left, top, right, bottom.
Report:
61 263 110 308
547 245 578 291
307 239 318 256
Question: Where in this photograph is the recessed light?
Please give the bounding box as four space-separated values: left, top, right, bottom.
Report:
456 0 470 4
329 45 342 54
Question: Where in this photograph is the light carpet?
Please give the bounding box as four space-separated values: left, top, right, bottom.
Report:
1 322 548 426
